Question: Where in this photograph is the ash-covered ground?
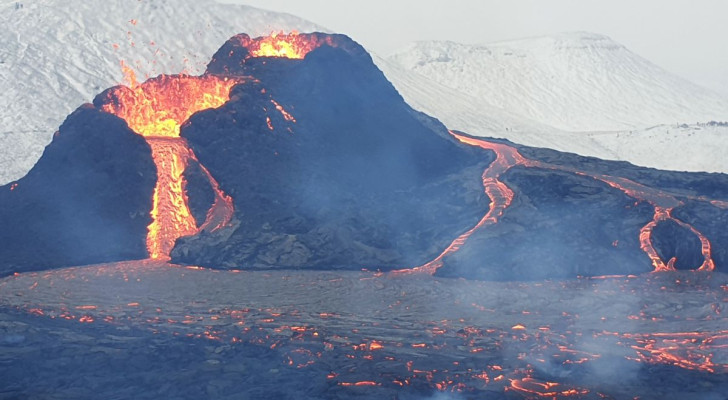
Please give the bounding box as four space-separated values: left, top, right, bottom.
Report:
1 262 726 399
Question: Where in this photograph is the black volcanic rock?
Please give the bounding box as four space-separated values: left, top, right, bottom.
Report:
651 220 704 270
171 33 728 277
515 140 728 274
171 34 490 270
206 33 366 76
518 145 728 200
0 106 155 276
436 167 656 280
674 201 728 270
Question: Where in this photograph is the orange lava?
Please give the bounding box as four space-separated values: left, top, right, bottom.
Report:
639 207 715 272
102 72 238 138
339 381 380 387
101 68 238 259
144 138 197 259
393 132 531 275
601 330 728 374
508 378 589 398
240 32 334 59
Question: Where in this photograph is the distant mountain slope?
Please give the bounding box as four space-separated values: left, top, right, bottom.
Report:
372 55 559 136
582 123 728 173
388 32 728 132
0 0 322 184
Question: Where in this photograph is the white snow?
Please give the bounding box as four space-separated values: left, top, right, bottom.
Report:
382 32 728 173
388 32 728 132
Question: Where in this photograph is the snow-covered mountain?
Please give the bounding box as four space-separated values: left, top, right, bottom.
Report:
388 32 728 132
381 32 728 173
0 0 323 184
378 52 728 173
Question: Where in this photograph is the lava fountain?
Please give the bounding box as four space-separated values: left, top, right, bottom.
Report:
101 65 238 259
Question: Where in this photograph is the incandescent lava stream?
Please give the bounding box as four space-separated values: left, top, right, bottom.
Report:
100 69 237 260
398 132 717 276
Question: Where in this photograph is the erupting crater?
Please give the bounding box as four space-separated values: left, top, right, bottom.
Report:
237 32 336 59
100 66 238 259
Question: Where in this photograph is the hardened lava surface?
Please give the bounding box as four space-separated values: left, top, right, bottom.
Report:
1 262 727 399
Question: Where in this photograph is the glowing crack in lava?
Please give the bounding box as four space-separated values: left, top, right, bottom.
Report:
101 68 238 259
239 32 335 59
397 131 717 276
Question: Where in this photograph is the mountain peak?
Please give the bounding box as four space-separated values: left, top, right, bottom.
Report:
517 31 623 49
389 32 728 132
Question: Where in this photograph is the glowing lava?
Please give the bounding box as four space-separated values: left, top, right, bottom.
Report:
507 377 589 398
102 70 238 138
396 133 533 275
239 32 335 59
397 131 717 276
101 67 238 259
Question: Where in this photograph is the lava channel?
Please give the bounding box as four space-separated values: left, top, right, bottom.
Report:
398 131 718 275
394 133 535 275
101 67 237 260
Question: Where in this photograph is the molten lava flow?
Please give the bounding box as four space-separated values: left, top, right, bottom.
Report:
101 71 239 259
145 138 197 259
395 131 718 275
508 377 589 398
638 207 714 272
564 172 715 272
239 32 335 59
394 133 532 275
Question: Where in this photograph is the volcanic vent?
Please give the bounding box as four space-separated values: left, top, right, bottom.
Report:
96 68 237 259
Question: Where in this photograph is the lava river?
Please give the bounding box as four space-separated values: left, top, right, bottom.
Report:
397 131 719 276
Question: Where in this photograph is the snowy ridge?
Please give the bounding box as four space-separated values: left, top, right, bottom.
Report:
388 32 728 132
376 55 728 173
383 32 728 173
0 0 323 184
372 55 559 136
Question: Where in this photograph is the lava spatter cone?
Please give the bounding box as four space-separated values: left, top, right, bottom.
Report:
173 32 490 270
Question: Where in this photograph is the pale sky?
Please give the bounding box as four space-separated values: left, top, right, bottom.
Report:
220 0 728 96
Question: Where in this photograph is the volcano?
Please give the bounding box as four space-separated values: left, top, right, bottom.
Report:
2 31 728 400
1 32 728 281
